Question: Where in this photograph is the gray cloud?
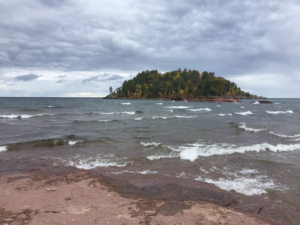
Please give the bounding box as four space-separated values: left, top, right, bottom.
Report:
14 73 42 82
0 0 299 97
82 74 123 83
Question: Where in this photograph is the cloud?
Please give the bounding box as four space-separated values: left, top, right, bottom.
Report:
14 73 42 82
0 0 299 97
82 74 124 83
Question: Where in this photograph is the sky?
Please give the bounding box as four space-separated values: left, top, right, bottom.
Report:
0 0 299 98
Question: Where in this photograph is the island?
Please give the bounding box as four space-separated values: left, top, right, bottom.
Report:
104 69 266 102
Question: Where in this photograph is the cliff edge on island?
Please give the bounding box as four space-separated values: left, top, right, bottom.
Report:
104 69 267 102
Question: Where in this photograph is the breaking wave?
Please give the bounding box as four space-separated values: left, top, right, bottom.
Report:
0 113 54 119
0 145 7 152
187 108 211 112
266 110 293 114
238 122 267 132
234 111 253 115
165 106 193 109
121 103 131 105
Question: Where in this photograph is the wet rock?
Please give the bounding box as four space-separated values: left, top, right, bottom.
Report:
11 222 21 225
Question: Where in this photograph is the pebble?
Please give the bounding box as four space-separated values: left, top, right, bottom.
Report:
46 187 56 191
23 220 30 224
2 218 14 222
18 214 27 219
10 215 17 218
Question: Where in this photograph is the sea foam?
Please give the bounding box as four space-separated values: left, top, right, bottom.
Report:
266 110 293 114
187 108 211 112
165 106 193 109
121 103 131 105
0 113 54 119
234 111 253 115
0 145 7 152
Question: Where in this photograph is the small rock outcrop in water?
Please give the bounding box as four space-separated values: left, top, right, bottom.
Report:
103 93 120 99
251 100 273 104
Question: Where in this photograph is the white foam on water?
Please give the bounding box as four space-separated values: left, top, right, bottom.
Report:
253 101 260 104
172 100 175 102
0 145 7 152
68 140 79 145
195 175 278 196
47 106 55 108
217 114 225 116
216 105 220 107
147 153 177 160
274 103 280 104
134 117 143 120
227 113 232 116
174 115 195 118
121 103 131 105
66 158 127 169
266 110 293 114
187 108 211 112
152 116 168 120
240 106 245 108
156 103 163 105
234 111 253 115
239 168 259 174
165 106 193 109
141 142 161 147
169 110 174 112
165 142 300 161
98 120 113 123
0 114 54 119
238 122 267 132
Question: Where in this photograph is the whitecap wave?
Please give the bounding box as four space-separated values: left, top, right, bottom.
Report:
68 140 80 145
234 111 253 115
149 141 300 162
217 114 225 116
98 120 113 123
187 108 211 112
47 106 55 108
121 103 131 105
0 113 54 119
253 101 260 104
269 131 300 141
152 115 195 119
165 106 193 109
147 153 177 160
0 145 7 152
156 103 163 105
238 122 267 132
266 110 293 114
195 175 278 196
141 142 161 147
240 106 245 108
216 105 220 107
134 117 143 120
111 170 158 175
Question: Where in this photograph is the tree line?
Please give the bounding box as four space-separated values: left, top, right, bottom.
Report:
113 69 251 99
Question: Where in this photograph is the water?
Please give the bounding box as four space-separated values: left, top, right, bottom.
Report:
1 97 300 220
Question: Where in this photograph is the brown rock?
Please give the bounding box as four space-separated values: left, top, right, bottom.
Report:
9 215 17 218
46 187 56 191
2 218 14 222
11 222 21 225
18 214 27 219
23 220 30 224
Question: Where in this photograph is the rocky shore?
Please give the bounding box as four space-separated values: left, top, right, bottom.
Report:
0 165 283 225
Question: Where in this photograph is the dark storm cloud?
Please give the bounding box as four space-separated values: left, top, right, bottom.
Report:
82 74 124 83
14 73 42 82
0 0 299 96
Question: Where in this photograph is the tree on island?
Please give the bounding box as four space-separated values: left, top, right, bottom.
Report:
109 86 113 94
113 69 253 99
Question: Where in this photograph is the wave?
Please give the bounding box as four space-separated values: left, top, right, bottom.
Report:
121 103 131 105
238 122 267 133
147 153 177 160
216 105 220 107
0 113 54 119
253 101 260 104
98 120 114 123
269 131 300 141
151 115 195 120
0 145 7 152
195 174 278 196
217 114 225 116
266 110 293 114
134 117 143 121
165 106 193 109
234 111 253 115
240 106 245 108
156 103 163 105
187 108 211 112
47 106 55 108
68 140 81 145
141 142 161 147
145 141 300 162
64 157 127 169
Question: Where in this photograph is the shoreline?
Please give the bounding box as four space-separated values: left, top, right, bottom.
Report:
0 164 281 225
